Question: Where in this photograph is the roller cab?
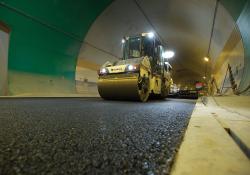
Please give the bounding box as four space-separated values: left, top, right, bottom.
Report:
97 33 172 102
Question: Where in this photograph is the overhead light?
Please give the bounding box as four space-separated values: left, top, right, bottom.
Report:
203 76 206 79
162 50 175 59
122 39 125 43
148 32 154 38
204 57 209 62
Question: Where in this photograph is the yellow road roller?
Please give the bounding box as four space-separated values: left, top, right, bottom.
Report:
97 32 173 102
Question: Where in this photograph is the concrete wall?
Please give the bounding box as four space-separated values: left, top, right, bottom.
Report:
8 71 76 96
0 29 9 95
75 66 99 96
212 36 245 94
210 3 244 94
75 57 102 96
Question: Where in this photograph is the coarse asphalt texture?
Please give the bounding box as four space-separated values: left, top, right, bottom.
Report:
0 98 196 175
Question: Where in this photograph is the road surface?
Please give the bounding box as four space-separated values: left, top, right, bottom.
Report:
0 98 195 174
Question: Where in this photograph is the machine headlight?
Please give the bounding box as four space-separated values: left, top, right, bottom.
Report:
128 65 134 71
99 68 108 75
126 64 139 72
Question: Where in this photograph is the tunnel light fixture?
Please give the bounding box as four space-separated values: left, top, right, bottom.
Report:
204 57 209 62
147 32 154 38
162 50 175 59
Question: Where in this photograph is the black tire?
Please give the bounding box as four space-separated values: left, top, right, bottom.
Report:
138 74 150 102
160 81 169 99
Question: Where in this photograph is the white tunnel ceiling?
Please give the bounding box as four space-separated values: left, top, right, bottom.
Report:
79 0 236 84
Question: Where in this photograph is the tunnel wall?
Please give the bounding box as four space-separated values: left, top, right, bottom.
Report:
0 0 112 96
237 1 250 94
211 2 245 95
75 59 100 96
212 0 250 95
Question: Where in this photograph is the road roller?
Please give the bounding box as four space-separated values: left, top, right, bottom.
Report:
97 32 173 102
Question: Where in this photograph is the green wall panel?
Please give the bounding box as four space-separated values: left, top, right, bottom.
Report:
0 0 112 79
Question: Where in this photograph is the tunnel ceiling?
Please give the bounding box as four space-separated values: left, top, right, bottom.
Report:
80 0 244 85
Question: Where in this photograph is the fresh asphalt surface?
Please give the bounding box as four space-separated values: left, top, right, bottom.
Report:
0 98 196 175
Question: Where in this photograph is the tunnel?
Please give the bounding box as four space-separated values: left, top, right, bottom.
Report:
0 0 250 174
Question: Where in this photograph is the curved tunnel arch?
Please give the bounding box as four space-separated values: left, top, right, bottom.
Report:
0 0 249 96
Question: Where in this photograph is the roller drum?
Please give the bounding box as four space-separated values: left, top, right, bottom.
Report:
97 73 141 100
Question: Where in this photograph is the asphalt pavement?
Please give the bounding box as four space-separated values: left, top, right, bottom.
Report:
0 98 196 175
